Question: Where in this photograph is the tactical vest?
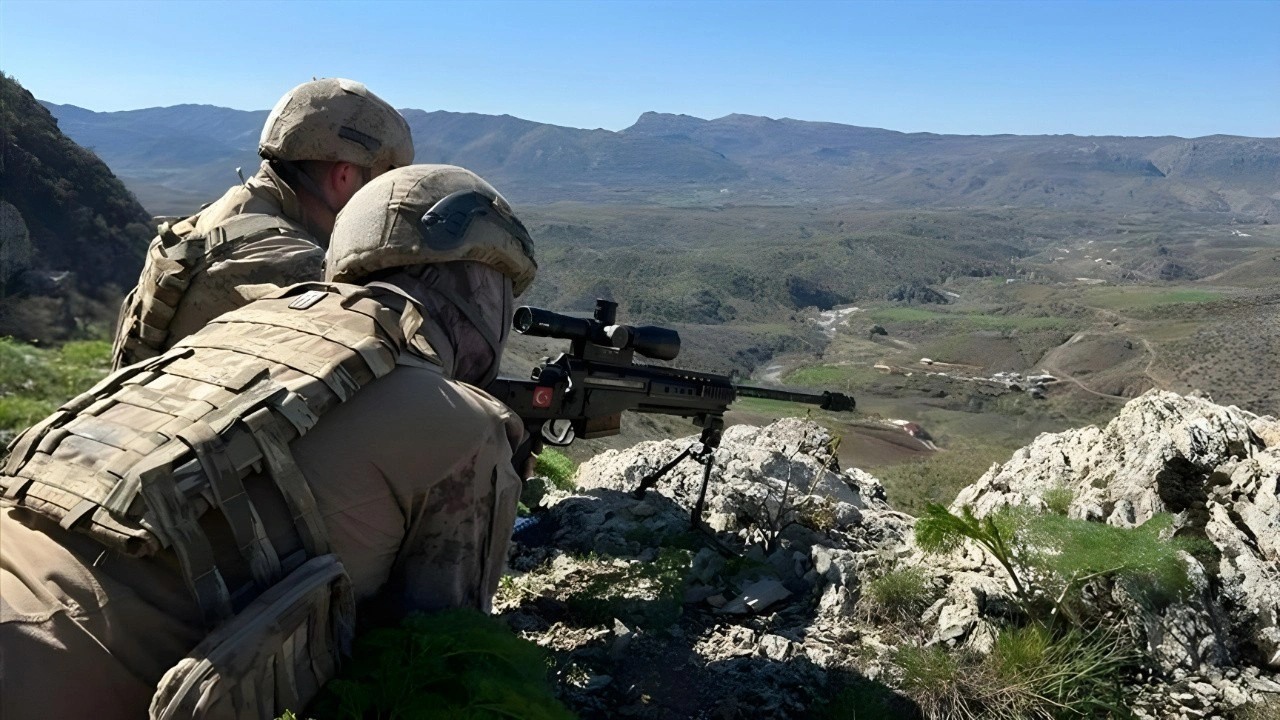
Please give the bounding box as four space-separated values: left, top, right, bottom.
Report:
3 282 433 719
111 212 313 370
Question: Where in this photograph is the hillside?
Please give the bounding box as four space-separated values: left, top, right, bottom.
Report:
1 73 152 342
40 102 1280 218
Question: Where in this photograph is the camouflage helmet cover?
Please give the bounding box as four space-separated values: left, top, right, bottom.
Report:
259 78 414 172
326 164 537 296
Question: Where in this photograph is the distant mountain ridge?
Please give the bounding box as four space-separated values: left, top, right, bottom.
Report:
40 100 1280 218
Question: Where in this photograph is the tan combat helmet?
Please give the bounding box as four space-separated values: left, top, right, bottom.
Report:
259 78 414 174
326 164 537 296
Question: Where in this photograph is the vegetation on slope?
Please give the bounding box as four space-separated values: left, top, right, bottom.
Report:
1 72 151 342
0 337 109 435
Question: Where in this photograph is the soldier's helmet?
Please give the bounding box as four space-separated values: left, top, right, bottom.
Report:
258 78 414 174
326 164 537 296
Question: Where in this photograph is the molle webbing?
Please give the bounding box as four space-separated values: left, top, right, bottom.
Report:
111 213 310 369
2 284 418 625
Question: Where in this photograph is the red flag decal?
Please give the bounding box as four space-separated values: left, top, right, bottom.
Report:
533 386 554 408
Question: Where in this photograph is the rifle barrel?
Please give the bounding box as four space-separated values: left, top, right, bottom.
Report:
734 383 855 412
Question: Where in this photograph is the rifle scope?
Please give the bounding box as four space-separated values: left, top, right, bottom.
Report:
513 301 681 361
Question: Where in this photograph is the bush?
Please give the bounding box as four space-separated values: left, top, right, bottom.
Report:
307 609 575 720
1022 512 1211 612
916 503 1210 622
864 567 935 624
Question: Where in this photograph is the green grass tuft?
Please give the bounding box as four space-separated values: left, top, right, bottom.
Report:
894 626 1133 720
308 609 575 720
1042 486 1073 516
863 566 936 624
535 448 577 491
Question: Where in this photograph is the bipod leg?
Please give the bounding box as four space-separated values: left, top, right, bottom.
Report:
688 424 724 529
689 448 716 530
633 444 696 499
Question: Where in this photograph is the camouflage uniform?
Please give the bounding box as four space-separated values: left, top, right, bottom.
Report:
1 165 536 719
0 355 523 718
111 79 413 370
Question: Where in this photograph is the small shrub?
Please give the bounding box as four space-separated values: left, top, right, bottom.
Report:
308 609 574 720
1042 485 1073 516
916 504 1211 623
1023 512 1211 611
864 567 935 624
916 504 1030 604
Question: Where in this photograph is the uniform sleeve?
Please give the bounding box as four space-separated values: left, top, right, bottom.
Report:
165 235 324 344
290 367 523 620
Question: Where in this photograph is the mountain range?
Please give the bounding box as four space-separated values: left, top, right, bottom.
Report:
41 101 1280 218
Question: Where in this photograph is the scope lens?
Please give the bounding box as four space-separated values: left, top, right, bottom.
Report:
513 307 534 333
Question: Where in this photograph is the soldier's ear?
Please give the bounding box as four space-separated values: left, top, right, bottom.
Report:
330 162 366 204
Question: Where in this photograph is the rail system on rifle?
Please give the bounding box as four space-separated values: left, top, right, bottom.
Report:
487 299 855 527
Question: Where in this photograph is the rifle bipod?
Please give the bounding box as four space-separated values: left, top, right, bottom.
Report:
632 423 724 529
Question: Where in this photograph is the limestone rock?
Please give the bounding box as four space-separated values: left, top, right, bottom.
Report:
951 390 1280 671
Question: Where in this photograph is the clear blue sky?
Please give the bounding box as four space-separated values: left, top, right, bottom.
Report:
2 0 1276 137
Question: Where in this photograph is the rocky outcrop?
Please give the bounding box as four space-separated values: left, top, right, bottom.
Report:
945 390 1280 717
954 391 1280 670
504 397 1280 718
502 420 913 719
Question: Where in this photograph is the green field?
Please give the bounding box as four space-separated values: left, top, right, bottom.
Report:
868 306 1077 332
783 363 885 391
1084 287 1223 311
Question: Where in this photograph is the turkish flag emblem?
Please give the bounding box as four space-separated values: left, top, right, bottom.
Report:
532 386 554 409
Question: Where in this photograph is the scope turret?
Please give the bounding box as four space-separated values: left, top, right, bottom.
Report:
513 300 681 361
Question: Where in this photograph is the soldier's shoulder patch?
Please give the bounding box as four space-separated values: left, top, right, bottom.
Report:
288 289 329 310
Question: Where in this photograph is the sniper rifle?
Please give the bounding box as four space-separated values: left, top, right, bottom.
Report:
487 299 855 527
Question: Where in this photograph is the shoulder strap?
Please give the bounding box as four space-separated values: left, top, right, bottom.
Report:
110 213 315 370
205 213 309 254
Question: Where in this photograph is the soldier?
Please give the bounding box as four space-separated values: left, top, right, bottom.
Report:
1 164 537 719
110 78 414 370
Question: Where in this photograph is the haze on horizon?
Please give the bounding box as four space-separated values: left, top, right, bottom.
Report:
1 0 1277 139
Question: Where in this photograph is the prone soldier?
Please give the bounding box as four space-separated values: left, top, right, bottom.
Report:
110 78 414 369
0 164 536 719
